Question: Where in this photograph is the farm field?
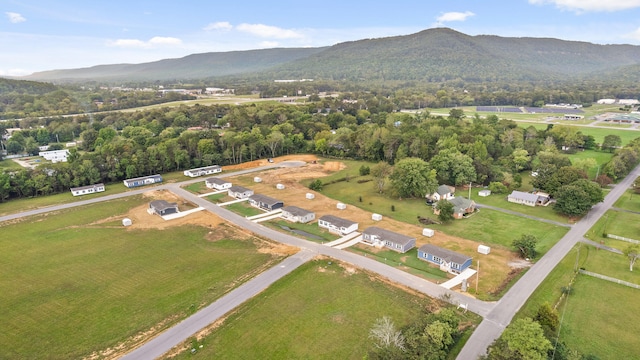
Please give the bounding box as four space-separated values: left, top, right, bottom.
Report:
165 258 481 359
0 193 294 359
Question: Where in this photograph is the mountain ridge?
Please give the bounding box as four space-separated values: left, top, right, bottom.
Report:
18 28 640 84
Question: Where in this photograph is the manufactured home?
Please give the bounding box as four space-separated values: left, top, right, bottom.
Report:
318 215 358 235
248 194 284 211
123 175 163 188
183 165 222 177
281 206 315 223
418 244 472 274
205 177 232 191
362 226 416 253
70 183 105 196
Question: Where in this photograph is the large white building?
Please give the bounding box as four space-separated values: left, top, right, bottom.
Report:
39 150 69 163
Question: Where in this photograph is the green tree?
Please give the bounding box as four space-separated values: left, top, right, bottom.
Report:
389 157 437 198
0 172 11 202
308 179 323 191
488 181 508 194
436 200 455 223
359 165 370 176
513 234 538 259
486 318 552 360
554 183 598 217
371 161 393 193
534 303 559 340
601 134 622 152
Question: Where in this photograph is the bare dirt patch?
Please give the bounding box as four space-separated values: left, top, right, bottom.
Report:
222 154 319 171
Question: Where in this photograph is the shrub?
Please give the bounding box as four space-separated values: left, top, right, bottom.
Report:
359 165 371 176
309 179 323 191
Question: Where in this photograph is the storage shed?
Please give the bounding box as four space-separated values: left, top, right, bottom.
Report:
372 213 383 221
122 218 132 226
422 228 435 237
276 183 285 190
305 193 315 200
337 202 347 210
254 177 262 183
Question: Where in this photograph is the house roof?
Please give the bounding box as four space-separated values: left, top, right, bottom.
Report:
149 200 178 211
124 174 162 183
282 205 313 217
249 193 282 206
363 226 415 246
319 214 357 228
437 184 453 195
206 177 230 185
187 165 221 172
70 183 104 192
419 244 471 265
508 190 539 203
228 185 252 193
449 197 474 213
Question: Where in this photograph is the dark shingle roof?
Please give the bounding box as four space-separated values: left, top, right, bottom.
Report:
419 244 471 265
319 214 357 228
249 193 282 206
363 226 415 246
282 205 313 217
149 200 178 211
229 185 251 193
206 177 230 185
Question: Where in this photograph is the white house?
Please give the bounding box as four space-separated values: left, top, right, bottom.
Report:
429 185 455 202
228 185 254 199
183 165 222 177
318 215 358 235
205 177 232 191
39 150 69 163
281 206 315 223
361 226 416 253
70 183 105 196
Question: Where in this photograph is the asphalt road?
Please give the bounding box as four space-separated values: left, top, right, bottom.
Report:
456 162 640 360
120 249 316 360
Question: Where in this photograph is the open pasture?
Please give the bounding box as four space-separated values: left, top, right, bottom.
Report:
0 194 291 359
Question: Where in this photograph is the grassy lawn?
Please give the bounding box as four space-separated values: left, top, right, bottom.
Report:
264 219 338 242
167 258 480 359
183 181 208 194
0 158 24 171
0 197 285 359
584 209 640 242
613 189 640 212
566 150 614 179
559 275 640 359
472 190 570 224
224 201 264 217
429 208 568 255
348 245 449 281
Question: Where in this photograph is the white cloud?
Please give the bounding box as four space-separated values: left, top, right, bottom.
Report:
236 23 304 39
436 11 475 24
529 0 640 12
203 21 233 31
624 27 640 42
0 68 30 76
107 37 182 48
6 12 26 23
259 41 279 48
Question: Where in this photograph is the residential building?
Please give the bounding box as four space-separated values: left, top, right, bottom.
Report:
418 244 472 274
228 185 254 199
205 177 232 190
123 174 163 188
318 215 358 235
148 200 179 216
39 150 69 163
248 194 284 211
183 165 222 177
507 190 539 207
281 206 315 223
362 226 416 253
429 184 455 202
70 183 105 196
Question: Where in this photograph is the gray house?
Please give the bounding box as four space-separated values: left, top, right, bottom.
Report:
417 244 472 274
362 226 416 253
281 206 315 223
149 200 179 216
318 215 358 235
507 190 539 207
206 177 232 190
248 194 284 211
228 185 254 199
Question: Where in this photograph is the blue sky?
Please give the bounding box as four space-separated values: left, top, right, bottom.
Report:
2 0 640 76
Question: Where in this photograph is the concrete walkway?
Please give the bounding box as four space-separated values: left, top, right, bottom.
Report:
323 231 361 247
334 235 363 249
217 198 248 206
161 207 205 220
440 268 477 290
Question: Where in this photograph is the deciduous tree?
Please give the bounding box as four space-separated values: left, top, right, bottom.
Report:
389 157 437 198
625 244 639 271
485 318 552 360
513 234 538 259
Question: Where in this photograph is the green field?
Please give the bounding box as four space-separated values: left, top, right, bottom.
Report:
566 150 614 179
224 201 264 217
348 245 449 281
0 197 285 358
585 209 640 242
613 189 640 213
264 219 338 242
0 158 24 171
472 190 570 224
167 259 480 359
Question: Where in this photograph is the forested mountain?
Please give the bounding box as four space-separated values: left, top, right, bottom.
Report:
22 47 327 83
18 28 640 84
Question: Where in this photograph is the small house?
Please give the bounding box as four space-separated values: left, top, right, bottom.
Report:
39 149 70 163
205 177 232 191
429 185 455 202
434 197 476 219
281 206 315 223
228 185 254 199
507 190 538 207
123 174 163 188
362 226 416 253
248 194 284 211
70 183 105 196
478 189 491 197
183 165 222 177
149 200 179 216
418 244 472 274
318 215 358 235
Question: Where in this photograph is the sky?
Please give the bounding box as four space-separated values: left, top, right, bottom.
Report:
2 0 640 76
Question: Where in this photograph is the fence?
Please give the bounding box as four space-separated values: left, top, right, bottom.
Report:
579 269 640 290
606 234 640 245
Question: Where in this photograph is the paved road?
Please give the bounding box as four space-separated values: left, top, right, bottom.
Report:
475 202 572 228
121 249 316 360
456 162 640 359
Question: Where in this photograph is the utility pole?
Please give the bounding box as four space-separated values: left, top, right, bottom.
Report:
469 182 472 199
475 260 480 294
